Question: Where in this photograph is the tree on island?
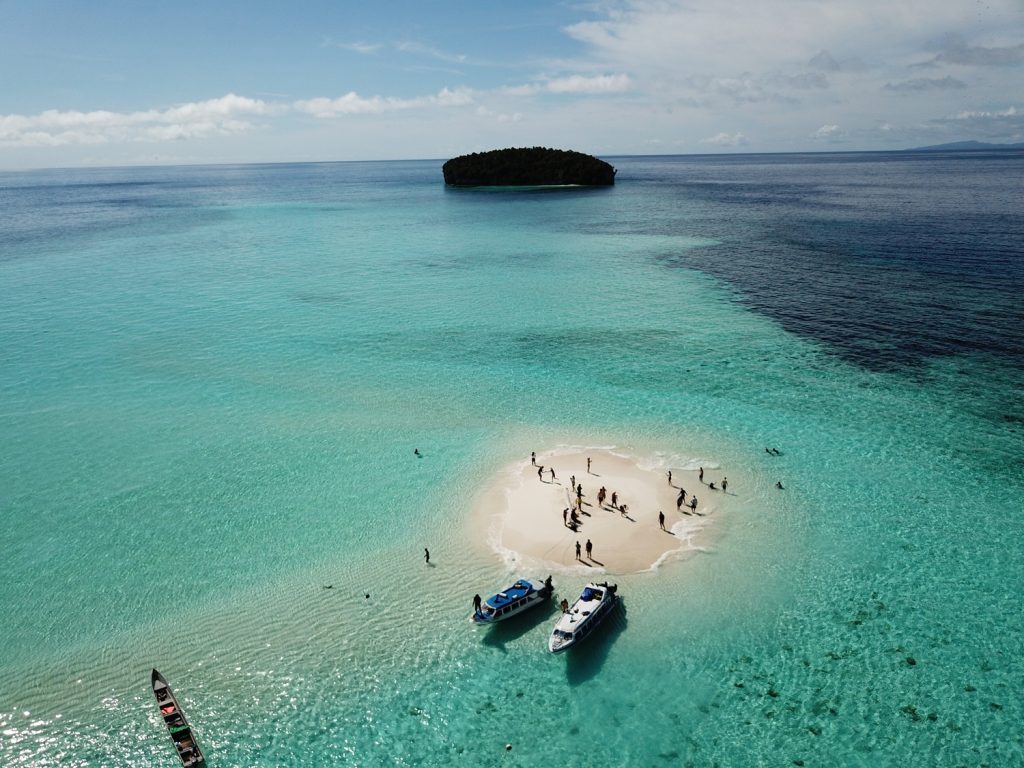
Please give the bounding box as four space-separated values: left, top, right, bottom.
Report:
442 147 616 186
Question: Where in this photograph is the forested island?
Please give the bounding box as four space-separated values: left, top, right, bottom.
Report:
442 147 616 186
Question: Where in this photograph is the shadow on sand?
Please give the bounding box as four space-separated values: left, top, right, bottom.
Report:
480 600 560 653
564 599 628 687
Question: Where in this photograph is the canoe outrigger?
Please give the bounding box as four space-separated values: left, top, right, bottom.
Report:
548 582 618 653
471 576 553 624
151 669 206 767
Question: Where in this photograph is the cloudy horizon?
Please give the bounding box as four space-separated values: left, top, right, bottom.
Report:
1 0 1021 169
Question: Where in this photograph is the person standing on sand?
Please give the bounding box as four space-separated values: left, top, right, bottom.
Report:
570 475 575 492
659 511 666 530
667 470 672 484
587 457 592 473
550 467 556 482
598 487 606 507
611 491 618 508
585 539 593 559
575 541 582 560
538 466 544 481
676 490 686 510
531 451 536 466
690 497 698 512
722 477 728 493
424 548 430 564
563 507 569 526
699 467 704 483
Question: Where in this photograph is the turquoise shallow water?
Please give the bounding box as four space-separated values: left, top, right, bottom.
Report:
1 155 1022 766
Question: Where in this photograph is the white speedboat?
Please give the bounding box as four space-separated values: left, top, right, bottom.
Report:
471 577 553 624
548 582 618 653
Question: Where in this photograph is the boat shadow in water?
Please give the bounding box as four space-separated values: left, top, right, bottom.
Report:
480 601 561 653
564 600 628 687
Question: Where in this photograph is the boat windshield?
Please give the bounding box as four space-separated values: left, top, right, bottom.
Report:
581 588 602 601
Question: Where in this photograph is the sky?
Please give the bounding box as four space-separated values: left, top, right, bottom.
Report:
1 0 1022 168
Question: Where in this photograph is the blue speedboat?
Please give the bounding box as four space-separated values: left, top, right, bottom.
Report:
471 576 553 624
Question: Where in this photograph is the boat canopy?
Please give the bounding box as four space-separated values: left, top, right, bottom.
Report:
486 581 534 609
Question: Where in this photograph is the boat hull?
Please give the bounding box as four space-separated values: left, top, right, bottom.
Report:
548 583 618 653
471 578 552 624
151 669 206 767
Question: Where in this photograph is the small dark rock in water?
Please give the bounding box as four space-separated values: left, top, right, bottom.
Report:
906 657 917 666
807 725 821 736
322 585 333 589
927 712 938 722
734 682 745 688
990 702 1003 710
794 760 805 766
443 147 616 186
901 705 921 722
964 685 977 692
505 744 512 752
768 689 779 698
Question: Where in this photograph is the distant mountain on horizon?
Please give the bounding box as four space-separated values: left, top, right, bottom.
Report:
905 140 1024 152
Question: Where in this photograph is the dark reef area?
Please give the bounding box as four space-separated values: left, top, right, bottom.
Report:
442 147 615 187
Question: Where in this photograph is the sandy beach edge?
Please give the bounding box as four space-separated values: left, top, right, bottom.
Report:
472 446 728 576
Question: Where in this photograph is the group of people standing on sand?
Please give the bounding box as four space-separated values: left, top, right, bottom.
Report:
675 486 699 514
595 486 630 515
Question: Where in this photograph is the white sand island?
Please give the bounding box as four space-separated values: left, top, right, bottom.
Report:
477 447 721 574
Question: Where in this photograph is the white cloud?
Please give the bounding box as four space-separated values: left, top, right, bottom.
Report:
949 106 1018 120
0 94 271 147
927 105 1023 141
294 87 473 117
557 0 1022 148
502 73 631 97
701 131 749 146
545 74 631 94
811 124 848 142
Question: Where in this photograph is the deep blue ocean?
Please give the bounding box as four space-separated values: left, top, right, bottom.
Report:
1 151 1022 766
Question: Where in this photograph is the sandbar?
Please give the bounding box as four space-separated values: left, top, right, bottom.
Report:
477 447 718 574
